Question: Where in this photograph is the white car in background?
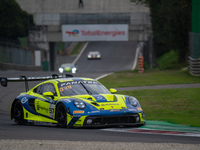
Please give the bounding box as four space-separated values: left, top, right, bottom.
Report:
58 63 77 74
87 51 101 59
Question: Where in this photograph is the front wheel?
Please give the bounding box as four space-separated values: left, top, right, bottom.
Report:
56 104 67 128
13 100 25 124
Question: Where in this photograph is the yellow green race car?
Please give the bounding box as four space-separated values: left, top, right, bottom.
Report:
0 74 145 128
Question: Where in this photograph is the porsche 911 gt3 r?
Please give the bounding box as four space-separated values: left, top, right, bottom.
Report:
0 75 145 128
58 63 77 74
87 51 101 59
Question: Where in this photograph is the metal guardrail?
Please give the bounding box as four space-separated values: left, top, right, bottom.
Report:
189 32 200 59
188 56 200 76
0 42 33 66
189 32 200 76
0 41 43 71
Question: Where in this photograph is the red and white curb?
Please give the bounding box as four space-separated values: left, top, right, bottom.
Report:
101 128 200 137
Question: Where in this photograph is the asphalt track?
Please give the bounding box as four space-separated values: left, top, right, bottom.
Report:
0 42 200 149
74 41 137 73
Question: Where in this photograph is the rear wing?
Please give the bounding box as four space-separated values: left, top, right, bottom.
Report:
0 74 73 92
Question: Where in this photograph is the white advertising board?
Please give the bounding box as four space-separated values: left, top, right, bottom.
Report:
62 24 128 41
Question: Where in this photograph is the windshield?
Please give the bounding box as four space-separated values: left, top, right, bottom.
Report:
61 64 73 68
58 80 110 96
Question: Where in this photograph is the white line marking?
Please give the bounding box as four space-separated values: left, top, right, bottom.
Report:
131 43 142 70
96 73 114 80
72 42 89 65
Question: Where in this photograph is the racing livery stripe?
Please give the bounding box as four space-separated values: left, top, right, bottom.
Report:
68 116 81 126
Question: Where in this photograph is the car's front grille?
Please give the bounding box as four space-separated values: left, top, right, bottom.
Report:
84 114 140 126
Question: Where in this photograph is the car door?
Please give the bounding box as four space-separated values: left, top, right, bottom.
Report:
34 83 58 119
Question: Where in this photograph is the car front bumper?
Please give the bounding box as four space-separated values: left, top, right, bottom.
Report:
82 113 145 127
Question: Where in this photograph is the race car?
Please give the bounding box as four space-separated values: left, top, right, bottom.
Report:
87 51 101 59
0 74 145 128
58 63 77 74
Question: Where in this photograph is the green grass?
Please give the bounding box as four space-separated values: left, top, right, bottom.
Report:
70 42 86 55
99 70 200 127
99 70 200 89
118 88 200 127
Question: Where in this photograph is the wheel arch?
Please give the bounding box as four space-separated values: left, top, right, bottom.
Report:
55 102 67 120
55 101 69 127
10 99 21 120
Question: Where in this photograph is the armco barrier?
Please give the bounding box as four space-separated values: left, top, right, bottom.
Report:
0 62 42 71
188 56 200 76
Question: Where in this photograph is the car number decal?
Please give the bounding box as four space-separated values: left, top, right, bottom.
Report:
49 104 55 118
59 85 72 92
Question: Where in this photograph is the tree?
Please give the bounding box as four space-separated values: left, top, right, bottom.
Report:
0 0 34 39
132 0 192 62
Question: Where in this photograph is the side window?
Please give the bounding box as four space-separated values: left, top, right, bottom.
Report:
33 85 43 94
41 83 57 96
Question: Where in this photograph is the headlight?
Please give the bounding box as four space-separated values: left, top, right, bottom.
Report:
59 68 64 73
97 55 101 58
88 55 91 58
73 100 86 109
72 67 77 74
128 97 138 107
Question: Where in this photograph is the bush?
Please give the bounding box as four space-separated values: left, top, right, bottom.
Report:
157 50 179 70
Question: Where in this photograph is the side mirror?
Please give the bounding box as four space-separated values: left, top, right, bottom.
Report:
110 88 117 94
43 92 54 99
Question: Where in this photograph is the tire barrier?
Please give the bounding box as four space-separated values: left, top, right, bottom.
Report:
188 56 200 76
138 55 144 73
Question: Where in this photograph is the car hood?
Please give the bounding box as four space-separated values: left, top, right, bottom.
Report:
72 94 119 102
73 94 127 110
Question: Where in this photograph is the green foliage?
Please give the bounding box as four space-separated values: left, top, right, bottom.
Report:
56 42 65 54
18 37 28 47
151 0 191 62
133 0 192 62
0 0 34 39
157 50 179 69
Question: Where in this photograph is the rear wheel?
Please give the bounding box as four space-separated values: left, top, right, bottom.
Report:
56 104 67 128
13 100 24 124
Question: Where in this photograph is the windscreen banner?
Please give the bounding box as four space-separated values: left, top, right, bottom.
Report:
62 24 128 41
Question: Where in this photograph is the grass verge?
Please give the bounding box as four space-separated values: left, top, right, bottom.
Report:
99 70 200 127
70 42 86 55
118 88 200 127
99 70 200 89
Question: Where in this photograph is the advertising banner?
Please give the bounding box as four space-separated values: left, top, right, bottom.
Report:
62 24 128 41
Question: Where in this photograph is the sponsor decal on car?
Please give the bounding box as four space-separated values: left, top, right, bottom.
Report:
37 105 49 113
88 111 100 114
21 97 28 104
109 109 121 112
128 109 138 111
73 110 84 114
49 104 55 118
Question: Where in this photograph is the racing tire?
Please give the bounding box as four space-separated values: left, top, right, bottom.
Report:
56 104 67 128
13 100 25 125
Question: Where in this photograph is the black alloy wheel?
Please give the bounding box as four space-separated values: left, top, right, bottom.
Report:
56 104 67 128
13 100 24 124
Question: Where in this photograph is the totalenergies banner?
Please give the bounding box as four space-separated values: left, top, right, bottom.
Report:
62 24 128 41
